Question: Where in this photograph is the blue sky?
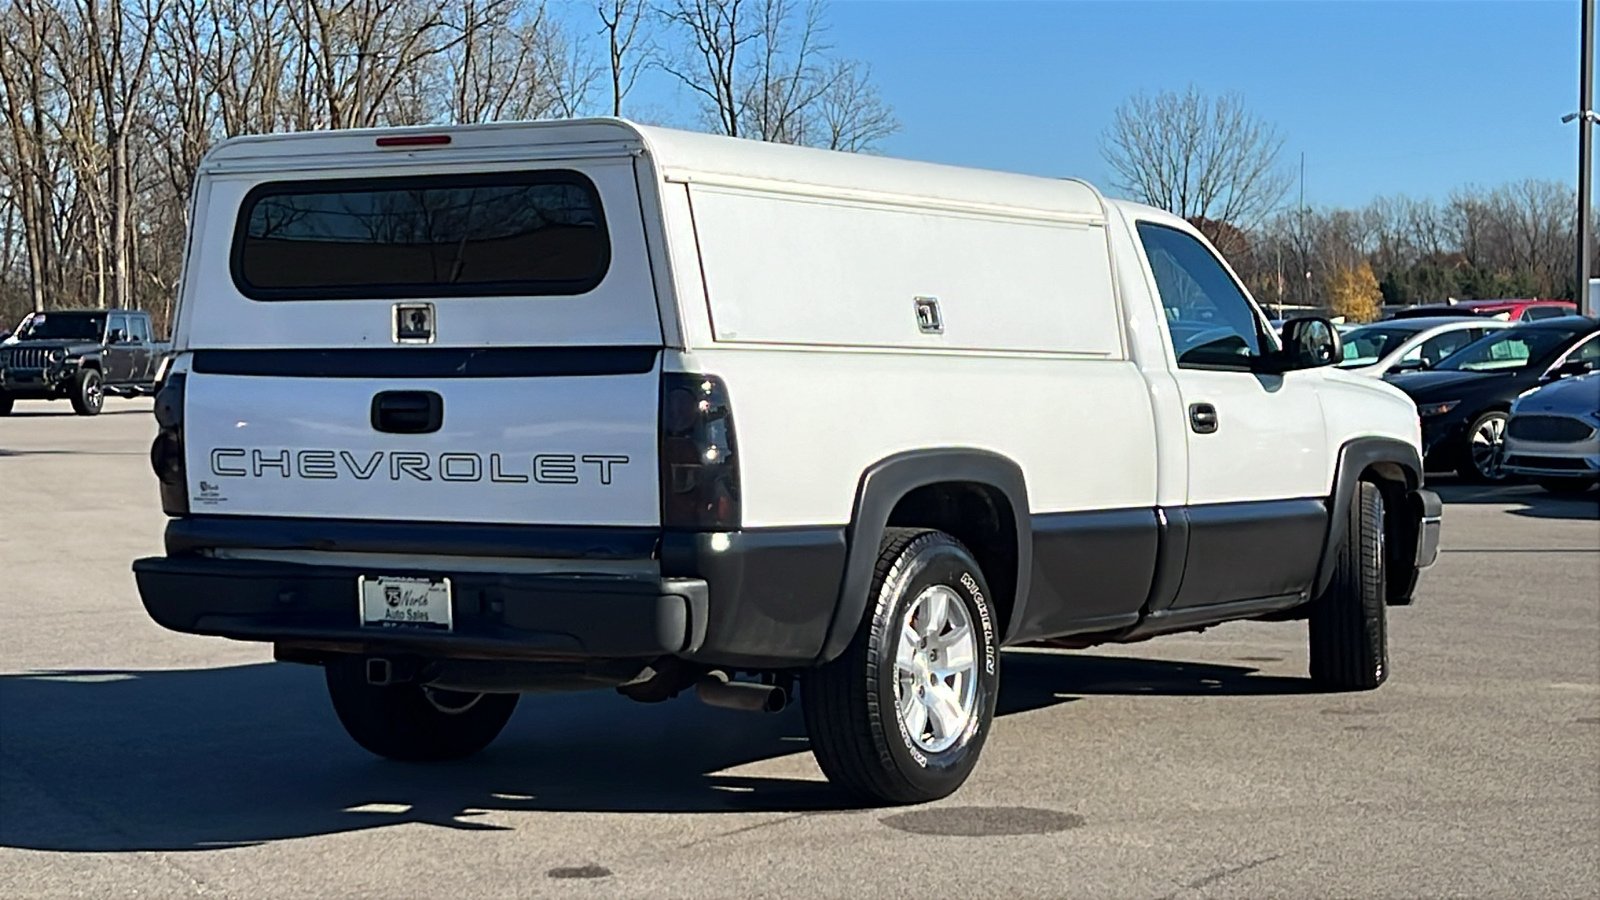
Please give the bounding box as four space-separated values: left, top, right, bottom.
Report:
618 0 1587 210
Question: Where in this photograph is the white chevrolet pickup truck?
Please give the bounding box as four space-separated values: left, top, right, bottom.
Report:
135 120 1441 805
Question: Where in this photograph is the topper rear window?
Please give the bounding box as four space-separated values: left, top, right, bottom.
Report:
232 170 609 300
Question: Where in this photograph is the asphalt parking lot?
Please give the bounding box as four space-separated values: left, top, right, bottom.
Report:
1 398 1596 899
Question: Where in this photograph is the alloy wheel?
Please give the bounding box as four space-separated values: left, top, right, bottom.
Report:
1469 413 1508 480
892 584 980 754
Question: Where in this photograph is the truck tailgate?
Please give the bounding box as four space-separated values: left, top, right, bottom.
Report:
183 364 660 526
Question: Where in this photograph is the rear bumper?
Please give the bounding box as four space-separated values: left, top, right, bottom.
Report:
134 556 708 660
138 515 848 668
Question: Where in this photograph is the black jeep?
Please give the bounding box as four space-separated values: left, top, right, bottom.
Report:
0 309 170 416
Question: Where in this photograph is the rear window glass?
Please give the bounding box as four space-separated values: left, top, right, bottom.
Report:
232 170 609 300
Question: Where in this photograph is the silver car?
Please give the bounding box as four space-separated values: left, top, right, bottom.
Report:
1504 372 1600 494
1336 317 1510 378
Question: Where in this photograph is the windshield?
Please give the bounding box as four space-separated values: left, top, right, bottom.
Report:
1434 327 1581 373
1337 327 1416 368
15 312 106 342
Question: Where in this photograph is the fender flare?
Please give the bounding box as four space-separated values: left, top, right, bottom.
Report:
816 448 1032 663
1313 437 1423 599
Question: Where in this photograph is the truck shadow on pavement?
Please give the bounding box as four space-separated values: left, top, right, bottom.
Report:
0 653 1313 852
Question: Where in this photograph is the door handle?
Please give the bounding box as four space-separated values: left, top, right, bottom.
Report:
1189 403 1218 434
371 391 443 434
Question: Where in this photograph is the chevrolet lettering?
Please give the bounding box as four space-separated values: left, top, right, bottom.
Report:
206 449 631 484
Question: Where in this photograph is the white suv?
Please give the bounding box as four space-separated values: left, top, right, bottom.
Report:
135 120 1441 805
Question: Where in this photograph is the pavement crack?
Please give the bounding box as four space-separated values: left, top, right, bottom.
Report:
678 813 806 849
1161 853 1285 899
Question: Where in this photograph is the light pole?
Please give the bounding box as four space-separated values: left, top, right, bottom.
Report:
1568 0 1596 315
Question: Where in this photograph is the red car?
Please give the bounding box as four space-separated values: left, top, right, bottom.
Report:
1390 299 1578 322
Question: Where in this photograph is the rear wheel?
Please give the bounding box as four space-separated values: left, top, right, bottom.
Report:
69 368 103 416
1309 481 1389 691
803 528 1001 805
324 656 519 761
1537 477 1597 495
1457 410 1508 482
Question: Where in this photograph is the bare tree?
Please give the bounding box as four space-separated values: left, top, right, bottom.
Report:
0 0 61 312
658 0 895 149
531 8 599 118
740 0 828 143
658 0 754 136
283 0 469 130
80 0 167 309
1101 87 1291 238
596 0 652 116
813 57 895 152
443 0 594 124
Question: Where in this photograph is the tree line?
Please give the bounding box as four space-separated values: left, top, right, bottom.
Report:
1102 87 1590 323
4 16 1583 336
0 0 896 332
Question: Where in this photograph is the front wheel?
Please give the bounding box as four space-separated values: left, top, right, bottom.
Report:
324 657 519 761
1309 481 1389 691
1457 410 1508 482
1537 477 1597 495
0 393 12 416
69 368 103 416
803 528 1001 805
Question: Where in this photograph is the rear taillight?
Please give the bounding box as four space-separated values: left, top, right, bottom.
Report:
150 373 187 516
660 373 740 530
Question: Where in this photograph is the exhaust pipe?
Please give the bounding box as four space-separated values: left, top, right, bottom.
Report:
696 671 787 713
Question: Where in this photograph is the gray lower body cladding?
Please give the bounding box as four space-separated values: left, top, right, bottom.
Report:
135 480 1434 676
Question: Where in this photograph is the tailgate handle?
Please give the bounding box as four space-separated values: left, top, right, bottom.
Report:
371 391 443 434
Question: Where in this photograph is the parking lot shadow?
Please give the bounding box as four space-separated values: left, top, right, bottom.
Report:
0 652 1301 852
1432 480 1599 521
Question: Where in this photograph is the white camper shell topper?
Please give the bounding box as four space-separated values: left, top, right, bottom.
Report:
136 119 1441 805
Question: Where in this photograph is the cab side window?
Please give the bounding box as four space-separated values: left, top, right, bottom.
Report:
107 314 128 342
1136 222 1264 370
1563 335 1600 366
1418 330 1474 367
129 317 151 343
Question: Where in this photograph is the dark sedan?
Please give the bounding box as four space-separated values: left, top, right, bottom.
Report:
1386 317 1600 482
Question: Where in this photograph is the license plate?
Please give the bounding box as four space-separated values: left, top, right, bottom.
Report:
358 576 453 631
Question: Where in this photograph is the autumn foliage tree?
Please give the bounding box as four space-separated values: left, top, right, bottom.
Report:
1325 263 1383 323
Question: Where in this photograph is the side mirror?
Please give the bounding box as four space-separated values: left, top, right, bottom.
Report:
1270 316 1342 372
1391 358 1428 373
